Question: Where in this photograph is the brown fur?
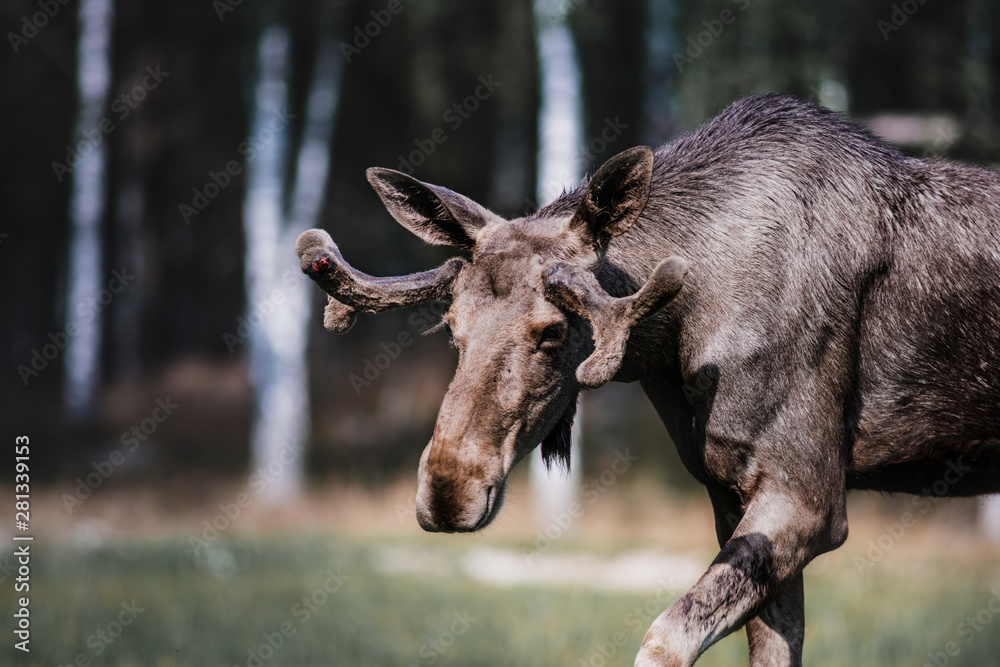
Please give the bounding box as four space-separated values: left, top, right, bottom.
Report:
298 95 1000 666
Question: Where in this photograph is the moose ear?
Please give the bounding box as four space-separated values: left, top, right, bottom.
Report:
366 168 499 249
569 146 654 250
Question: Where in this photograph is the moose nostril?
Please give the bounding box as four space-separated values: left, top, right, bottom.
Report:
476 485 494 529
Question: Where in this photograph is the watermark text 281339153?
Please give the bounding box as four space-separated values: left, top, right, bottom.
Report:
13 435 32 653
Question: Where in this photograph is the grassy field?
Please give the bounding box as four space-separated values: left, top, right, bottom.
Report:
3 526 999 667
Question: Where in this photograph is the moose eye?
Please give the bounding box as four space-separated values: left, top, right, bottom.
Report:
537 323 566 348
444 323 455 348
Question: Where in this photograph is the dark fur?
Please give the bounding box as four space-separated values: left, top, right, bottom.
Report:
546 94 1000 665
299 94 1000 666
540 390 577 468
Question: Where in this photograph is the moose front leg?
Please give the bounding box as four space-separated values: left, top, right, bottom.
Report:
745 572 804 666
635 488 844 667
707 488 805 666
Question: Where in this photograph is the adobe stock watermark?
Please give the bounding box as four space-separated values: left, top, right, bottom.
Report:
189 438 305 555
340 0 412 63
223 289 287 353
535 0 586 29
61 397 179 514
406 610 478 667
57 600 145 667
52 66 170 183
877 0 929 42
922 119 960 160
7 0 71 55
923 588 1000 667
349 302 448 395
179 106 295 224
221 269 310 353
579 578 684 667
672 0 750 73
395 75 503 174
521 449 639 564
528 116 631 211
854 457 972 574
16 268 135 386
232 567 349 667
213 0 244 21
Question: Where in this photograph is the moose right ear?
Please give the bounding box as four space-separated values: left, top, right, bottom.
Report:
569 146 654 251
366 168 500 249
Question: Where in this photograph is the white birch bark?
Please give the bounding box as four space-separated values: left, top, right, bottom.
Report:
64 0 114 418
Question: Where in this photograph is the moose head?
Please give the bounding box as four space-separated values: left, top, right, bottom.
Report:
297 146 687 532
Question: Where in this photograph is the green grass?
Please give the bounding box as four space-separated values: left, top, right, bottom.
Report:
2 533 998 666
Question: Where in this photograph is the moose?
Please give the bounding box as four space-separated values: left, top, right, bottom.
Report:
296 94 1000 666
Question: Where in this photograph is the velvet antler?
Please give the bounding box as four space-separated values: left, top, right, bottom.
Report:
296 228 464 333
542 257 688 388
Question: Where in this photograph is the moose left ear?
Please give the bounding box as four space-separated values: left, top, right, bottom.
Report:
367 168 501 249
569 146 655 250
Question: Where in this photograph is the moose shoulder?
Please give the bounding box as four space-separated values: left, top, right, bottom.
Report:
296 93 1000 667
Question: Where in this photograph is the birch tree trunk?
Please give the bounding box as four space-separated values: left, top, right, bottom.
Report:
64 0 114 419
243 27 341 503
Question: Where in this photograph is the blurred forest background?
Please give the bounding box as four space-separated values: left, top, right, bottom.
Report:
5 0 1000 488
4 1 1000 666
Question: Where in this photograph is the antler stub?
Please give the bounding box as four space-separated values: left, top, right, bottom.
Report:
543 257 688 388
